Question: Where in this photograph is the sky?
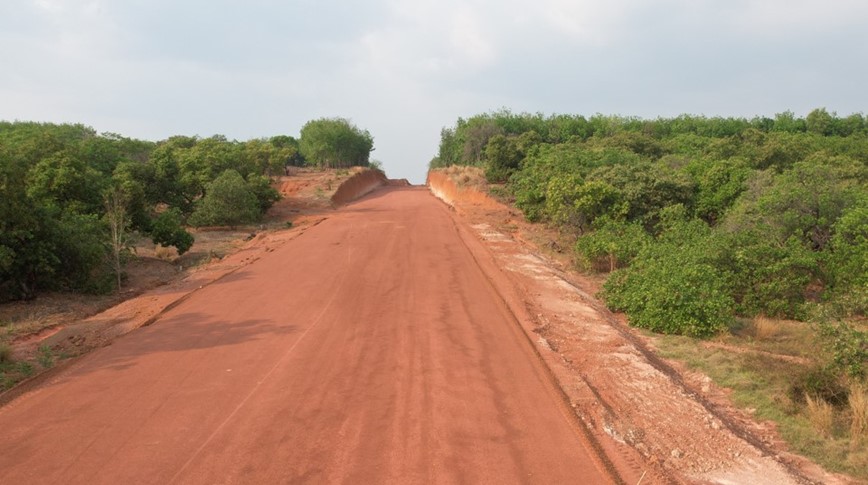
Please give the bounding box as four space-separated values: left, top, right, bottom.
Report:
1 1 867 183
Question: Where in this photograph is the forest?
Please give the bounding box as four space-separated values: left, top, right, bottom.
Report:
432 109 867 378
0 117 374 302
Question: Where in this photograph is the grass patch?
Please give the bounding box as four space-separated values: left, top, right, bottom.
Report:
850 383 868 448
37 345 55 369
653 318 868 480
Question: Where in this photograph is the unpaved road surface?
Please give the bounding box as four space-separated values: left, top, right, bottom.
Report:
0 187 614 484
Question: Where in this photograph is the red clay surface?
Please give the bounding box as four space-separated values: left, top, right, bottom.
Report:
0 187 614 484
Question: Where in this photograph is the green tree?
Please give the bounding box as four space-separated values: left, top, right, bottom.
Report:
189 170 260 228
806 108 834 136
246 174 281 213
104 186 131 291
150 208 194 255
0 151 58 300
299 118 374 168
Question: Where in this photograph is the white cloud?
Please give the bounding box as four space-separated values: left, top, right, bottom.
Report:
1 0 867 183
733 0 868 33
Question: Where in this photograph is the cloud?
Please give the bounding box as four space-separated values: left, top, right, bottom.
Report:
1 0 867 182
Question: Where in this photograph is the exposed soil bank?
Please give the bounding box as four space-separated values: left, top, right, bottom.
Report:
426 170 491 211
330 169 389 205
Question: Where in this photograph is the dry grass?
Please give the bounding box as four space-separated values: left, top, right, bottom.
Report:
805 393 835 437
154 244 179 262
752 316 782 340
850 383 868 447
442 165 486 189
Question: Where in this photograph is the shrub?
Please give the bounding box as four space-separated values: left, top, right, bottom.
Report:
603 257 733 337
602 216 734 337
575 217 650 272
150 208 194 255
789 365 849 406
815 320 868 379
189 170 260 228
246 174 281 213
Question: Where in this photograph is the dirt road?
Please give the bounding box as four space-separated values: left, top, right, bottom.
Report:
0 187 615 484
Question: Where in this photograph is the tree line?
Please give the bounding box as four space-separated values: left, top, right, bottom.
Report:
432 109 866 376
0 117 374 302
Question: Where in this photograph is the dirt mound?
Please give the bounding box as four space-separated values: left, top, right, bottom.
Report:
330 169 388 205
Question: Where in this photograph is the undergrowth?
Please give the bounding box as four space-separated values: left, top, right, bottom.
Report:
653 319 868 479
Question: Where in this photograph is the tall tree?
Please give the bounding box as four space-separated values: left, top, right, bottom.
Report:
298 118 374 168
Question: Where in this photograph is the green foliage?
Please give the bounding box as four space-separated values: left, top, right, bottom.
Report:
602 218 734 337
436 108 868 334
150 208 194 255
52 211 113 294
483 134 523 183
299 118 374 168
687 157 751 224
815 320 868 379
246 174 282 213
37 345 55 369
826 200 868 305
0 120 350 301
544 177 626 233
589 161 695 229
575 217 650 272
189 170 260 228
722 233 818 318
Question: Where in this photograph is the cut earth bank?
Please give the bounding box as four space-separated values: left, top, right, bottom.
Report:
427 169 852 484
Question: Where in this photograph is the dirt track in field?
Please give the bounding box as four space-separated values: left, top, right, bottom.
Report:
0 187 616 484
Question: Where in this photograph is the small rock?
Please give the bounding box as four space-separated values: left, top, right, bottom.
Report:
671 448 683 459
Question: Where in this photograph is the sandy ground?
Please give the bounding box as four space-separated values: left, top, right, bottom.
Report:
0 186 613 484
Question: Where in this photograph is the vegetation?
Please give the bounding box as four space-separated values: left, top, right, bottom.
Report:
299 118 375 168
433 109 867 333
433 108 868 476
0 119 374 302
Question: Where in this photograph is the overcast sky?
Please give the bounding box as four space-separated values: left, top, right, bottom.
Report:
2 1 867 182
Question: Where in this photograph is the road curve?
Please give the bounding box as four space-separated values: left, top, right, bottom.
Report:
0 187 614 484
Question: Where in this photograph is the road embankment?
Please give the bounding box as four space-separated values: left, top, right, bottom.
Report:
330 169 389 205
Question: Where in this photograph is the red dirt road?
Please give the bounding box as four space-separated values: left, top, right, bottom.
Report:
0 187 614 484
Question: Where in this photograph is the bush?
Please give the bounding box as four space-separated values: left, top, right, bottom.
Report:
788 365 849 407
815 320 868 379
575 217 650 272
603 255 733 337
189 170 260 228
150 208 194 255
721 232 818 319
602 218 734 337
246 174 281 213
